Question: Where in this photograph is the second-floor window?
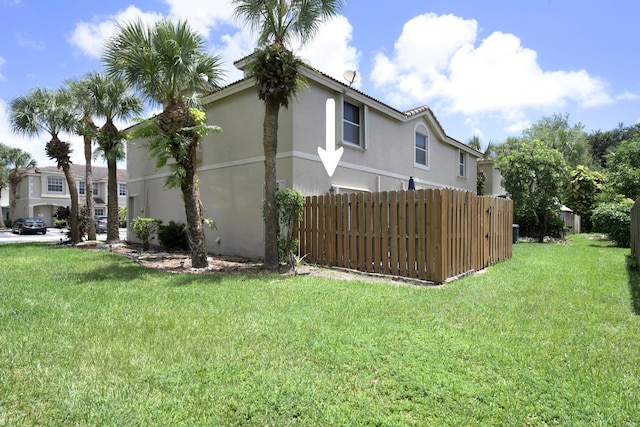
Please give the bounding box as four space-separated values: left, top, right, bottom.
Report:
458 151 467 178
343 101 362 147
93 183 99 196
47 177 63 193
119 183 127 196
78 181 86 196
415 131 428 167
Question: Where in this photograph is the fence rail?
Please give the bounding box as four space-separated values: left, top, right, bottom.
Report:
299 188 513 283
632 197 640 266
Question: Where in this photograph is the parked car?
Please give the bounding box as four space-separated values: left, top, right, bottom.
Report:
11 217 47 235
94 216 108 233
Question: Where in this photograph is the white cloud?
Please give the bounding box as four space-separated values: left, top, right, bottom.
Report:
297 15 360 84
163 0 235 38
68 6 164 59
370 13 613 130
15 33 45 50
0 56 5 82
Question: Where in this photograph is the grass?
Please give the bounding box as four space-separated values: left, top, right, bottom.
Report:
1 235 639 426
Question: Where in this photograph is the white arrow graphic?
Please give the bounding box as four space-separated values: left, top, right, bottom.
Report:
318 98 343 177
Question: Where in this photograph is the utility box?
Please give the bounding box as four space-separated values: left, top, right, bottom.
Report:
512 224 519 244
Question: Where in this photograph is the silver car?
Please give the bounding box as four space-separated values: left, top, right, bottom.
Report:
94 216 108 233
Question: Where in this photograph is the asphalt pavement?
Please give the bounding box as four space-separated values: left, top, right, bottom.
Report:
0 228 127 244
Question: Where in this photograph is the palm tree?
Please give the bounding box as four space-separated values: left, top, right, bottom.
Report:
232 0 345 271
10 87 81 243
103 19 224 267
69 72 143 243
67 77 99 241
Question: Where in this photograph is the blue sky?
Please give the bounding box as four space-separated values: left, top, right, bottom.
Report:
1 0 639 165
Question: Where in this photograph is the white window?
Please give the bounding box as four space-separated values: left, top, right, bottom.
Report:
93 183 99 196
458 151 467 178
119 183 127 196
47 177 63 193
78 181 86 196
415 125 429 168
343 100 362 147
94 208 105 216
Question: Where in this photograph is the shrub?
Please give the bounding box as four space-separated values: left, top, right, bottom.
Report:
592 199 633 247
53 219 67 229
158 221 189 251
131 217 161 251
4 218 13 228
276 188 305 267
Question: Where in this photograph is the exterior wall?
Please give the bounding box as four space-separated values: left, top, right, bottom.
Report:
1 187 9 222
478 159 506 197
127 72 480 258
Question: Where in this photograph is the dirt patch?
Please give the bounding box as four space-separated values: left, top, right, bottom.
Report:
76 240 438 287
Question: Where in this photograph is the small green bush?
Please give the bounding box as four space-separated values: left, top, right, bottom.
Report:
158 221 189 251
131 217 161 251
592 199 633 247
53 219 67 229
276 188 305 267
4 219 12 228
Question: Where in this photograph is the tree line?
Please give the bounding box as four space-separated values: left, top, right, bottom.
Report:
473 113 640 244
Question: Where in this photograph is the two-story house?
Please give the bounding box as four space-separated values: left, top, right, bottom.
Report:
12 165 127 226
126 62 481 258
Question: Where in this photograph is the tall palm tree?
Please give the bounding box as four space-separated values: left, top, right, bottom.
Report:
10 87 81 243
233 0 345 271
67 77 99 241
69 72 143 243
103 19 224 267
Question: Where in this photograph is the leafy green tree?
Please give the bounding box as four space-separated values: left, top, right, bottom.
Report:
103 19 224 267
495 138 570 241
603 138 640 201
587 123 640 168
69 72 143 242
522 113 590 169
233 0 345 271
564 165 604 232
0 143 11 228
10 88 80 242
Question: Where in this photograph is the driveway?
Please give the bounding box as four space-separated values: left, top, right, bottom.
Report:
0 228 127 244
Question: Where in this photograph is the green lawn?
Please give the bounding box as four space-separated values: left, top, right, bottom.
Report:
1 235 639 426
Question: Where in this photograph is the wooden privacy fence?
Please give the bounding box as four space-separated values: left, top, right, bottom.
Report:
632 197 640 266
299 188 513 283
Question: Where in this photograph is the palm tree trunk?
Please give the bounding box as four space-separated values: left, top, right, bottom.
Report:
181 141 208 268
106 156 120 243
263 98 280 271
61 164 80 243
85 134 96 241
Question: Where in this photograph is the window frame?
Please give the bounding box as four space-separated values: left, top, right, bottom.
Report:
414 123 430 170
47 177 64 193
458 150 468 178
342 99 366 149
78 180 86 196
92 182 99 196
118 183 127 197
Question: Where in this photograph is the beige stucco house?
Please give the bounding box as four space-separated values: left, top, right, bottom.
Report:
126 63 481 258
12 165 127 226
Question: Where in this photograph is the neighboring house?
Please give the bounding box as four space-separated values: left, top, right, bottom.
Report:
1 187 8 222
478 159 507 197
127 61 482 258
12 165 127 226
